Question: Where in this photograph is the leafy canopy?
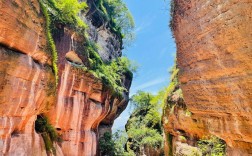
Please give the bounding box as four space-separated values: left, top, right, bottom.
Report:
87 41 137 94
126 91 164 154
56 0 88 28
99 131 133 156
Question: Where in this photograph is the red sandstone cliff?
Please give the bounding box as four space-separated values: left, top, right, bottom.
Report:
0 0 131 155
164 0 252 155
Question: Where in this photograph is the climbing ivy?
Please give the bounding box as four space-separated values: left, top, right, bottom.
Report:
39 0 58 85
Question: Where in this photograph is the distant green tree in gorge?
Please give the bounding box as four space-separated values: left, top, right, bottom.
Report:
99 91 165 155
99 130 134 156
125 91 164 155
99 132 116 156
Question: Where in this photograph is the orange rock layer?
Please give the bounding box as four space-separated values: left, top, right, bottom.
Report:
0 0 131 155
171 0 252 155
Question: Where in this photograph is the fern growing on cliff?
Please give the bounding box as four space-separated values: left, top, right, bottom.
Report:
84 40 137 95
41 0 88 35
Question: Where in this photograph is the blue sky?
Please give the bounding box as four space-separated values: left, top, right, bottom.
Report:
112 0 176 131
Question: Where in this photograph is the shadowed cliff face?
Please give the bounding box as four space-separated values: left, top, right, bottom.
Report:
0 0 131 155
170 0 252 154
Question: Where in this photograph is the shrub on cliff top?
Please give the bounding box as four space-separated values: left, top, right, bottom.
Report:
85 40 137 95
95 0 135 46
40 0 136 96
56 0 88 29
41 0 88 34
125 91 164 154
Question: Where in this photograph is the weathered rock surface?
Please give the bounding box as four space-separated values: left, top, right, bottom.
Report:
0 0 51 65
86 1 123 62
0 0 55 155
0 0 131 155
46 63 128 156
170 0 252 154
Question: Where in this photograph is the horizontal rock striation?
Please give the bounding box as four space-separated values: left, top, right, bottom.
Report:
0 45 54 156
0 0 55 155
0 0 131 155
172 0 252 154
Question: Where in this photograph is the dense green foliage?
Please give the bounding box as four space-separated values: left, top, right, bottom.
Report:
95 0 135 46
35 115 61 154
113 130 135 156
126 91 164 155
86 40 137 94
99 131 133 156
99 132 116 156
56 0 88 28
197 136 226 156
41 0 88 33
99 91 164 155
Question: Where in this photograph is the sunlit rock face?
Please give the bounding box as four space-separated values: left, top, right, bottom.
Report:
49 26 131 155
0 0 51 65
0 46 55 155
47 62 127 156
0 0 55 155
172 0 252 154
0 0 131 155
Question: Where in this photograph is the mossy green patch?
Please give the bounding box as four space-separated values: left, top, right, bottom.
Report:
35 115 62 154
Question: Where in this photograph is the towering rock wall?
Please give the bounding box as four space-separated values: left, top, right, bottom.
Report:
0 1 54 155
0 0 131 155
164 0 252 155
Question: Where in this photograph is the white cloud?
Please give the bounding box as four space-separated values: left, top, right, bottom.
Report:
135 15 156 34
132 77 167 92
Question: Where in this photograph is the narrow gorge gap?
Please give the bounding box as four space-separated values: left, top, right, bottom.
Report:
0 0 250 155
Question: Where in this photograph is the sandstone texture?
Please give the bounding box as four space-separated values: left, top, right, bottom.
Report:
0 0 55 155
169 0 252 155
0 0 51 65
0 0 131 155
46 63 128 156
